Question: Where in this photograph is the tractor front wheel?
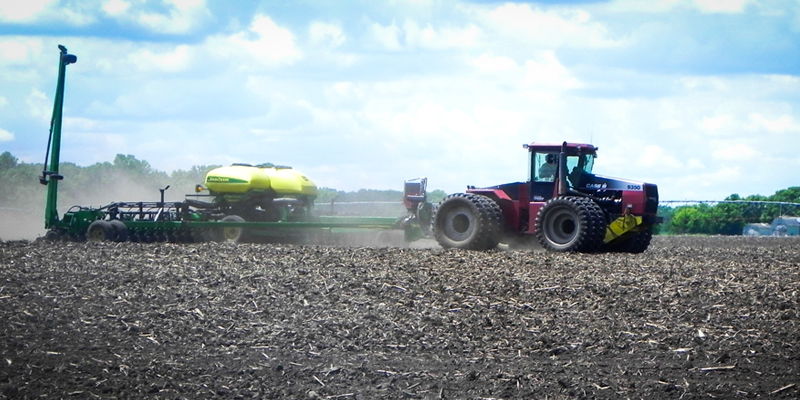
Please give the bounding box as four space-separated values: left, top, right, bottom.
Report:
433 193 503 251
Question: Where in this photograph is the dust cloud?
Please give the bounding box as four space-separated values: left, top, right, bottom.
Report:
0 173 200 241
0 208 44 241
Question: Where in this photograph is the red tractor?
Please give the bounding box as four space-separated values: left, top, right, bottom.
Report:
432 142 662 253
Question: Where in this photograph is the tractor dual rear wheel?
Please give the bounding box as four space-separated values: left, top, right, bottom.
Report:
433 193 503 251
535 196 606 253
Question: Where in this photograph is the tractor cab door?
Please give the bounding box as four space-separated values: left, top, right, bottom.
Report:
529 150 596 201
530 152 558 202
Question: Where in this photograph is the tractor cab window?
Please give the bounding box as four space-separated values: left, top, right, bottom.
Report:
533 153 558 182
565 153 595 187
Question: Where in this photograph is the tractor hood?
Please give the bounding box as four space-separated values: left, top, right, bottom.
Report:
578 174 649 192
575 174 660 216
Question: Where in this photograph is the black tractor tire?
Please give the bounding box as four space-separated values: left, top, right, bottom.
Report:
44 229 64 242
215 215 247 243
87 220 115 242
109 220 128 242
44 230 61 242
604 227 653 254
433 193 503 251
535 196 605 253
578 198 608 253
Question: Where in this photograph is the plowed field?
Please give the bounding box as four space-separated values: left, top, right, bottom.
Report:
1 236 799 399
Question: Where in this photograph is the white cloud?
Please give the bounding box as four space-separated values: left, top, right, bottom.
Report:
309 22 346 48
136 0 210 34
0 0 93 25
368 21 403 51
608 0 751 13
470 53 517 73
712 143 759 161
699 114 735 134
659 119 684 130
0 128 13 141
523 51 582 90
402 20 481 50
665 164 744 199
64 117 102 131
128 45 192 72
482 3 621 49
325 81 368 106
366 18 481 52
208 14 301 67
748 113 800 134
0 0 56 22
693 110 800 139
677 76 730 92
692 0 750 13
636 145 683 168
102 0 130 16
423 104 479 139
0 38 42 66
473 105 525 137
0 96 7 108
686 159 706 169
61 8 95 26
706 166 742 183
767 74 800 85
26 89 50 120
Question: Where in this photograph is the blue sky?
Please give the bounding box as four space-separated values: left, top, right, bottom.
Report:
1 0 799 202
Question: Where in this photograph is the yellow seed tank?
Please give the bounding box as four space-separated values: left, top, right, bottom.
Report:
205 164 317 198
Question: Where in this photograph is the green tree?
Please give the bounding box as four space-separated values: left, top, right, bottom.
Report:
428 189 447 204
655 205 676 234
670 204 714 234
0 151 18 170
710 203 743 235
764 187 800 218
771 187 800 203
742 194 770 222
170 165 220 193
113 154 153 176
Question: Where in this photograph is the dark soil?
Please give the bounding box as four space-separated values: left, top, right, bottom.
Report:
1 236 799 399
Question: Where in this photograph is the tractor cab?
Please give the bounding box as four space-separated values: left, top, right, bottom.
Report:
527 142 597 202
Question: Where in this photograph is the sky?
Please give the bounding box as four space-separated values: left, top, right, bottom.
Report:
0 0 799 202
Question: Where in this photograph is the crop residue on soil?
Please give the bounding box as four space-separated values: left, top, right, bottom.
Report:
1 236 799 399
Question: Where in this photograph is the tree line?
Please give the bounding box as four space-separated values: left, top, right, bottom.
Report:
658 189 800 235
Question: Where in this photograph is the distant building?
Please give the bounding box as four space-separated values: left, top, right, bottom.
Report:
771 216 800 236
743 223 772 236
